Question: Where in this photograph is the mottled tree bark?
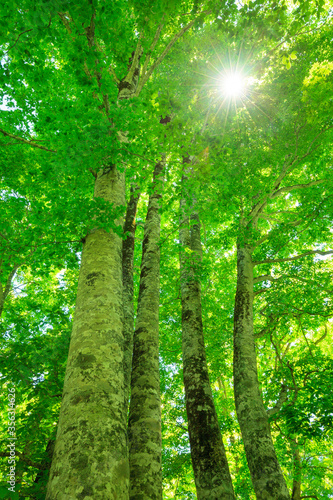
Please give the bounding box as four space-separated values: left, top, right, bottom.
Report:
128 161 164 500
233 245 290 499
179 192 235 500
123 185 141 411
46 167 128 499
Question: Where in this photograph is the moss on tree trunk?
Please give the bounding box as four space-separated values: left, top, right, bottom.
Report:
123 185 140 412
179 191 235 500
46 168 128 499
128 161 164 500
233 245 290 500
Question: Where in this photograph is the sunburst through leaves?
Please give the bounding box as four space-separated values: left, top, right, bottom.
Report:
219 71 245 99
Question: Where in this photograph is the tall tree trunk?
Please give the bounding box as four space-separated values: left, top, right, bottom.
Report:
179 192 235 500
128 160 164 500
233 245 290 499
291 443 301 500
123 185 141 411
46 167 128 499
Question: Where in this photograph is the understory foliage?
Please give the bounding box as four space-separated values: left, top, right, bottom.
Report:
0 0 333 498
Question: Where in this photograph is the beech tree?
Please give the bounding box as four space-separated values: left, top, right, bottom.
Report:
1 1 333 499
128 158 165 499
179 170 235 499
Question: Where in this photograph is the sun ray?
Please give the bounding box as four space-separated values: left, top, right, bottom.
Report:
220 71 245 99
242 94 273 121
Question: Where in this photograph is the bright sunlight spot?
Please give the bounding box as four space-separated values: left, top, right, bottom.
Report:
220 71 245 99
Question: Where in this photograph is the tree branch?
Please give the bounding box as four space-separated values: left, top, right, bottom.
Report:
107 65 120 85
314 325 328 345
136 10 211 96
286 362 299 407
303 124 333 158
89 168 97 178
84 9 96 48
270 179 324 199
3 265 19 300
57 12 73 35
141 21 165 78
254 287 270 296
125 37 143 85
254 274 280 284
0 129 56 153
5 29 33 54
248 123 332 226
267 384 288 417
253 250 333 266
247 154 300 223
254 273 332 293
0 451 45 470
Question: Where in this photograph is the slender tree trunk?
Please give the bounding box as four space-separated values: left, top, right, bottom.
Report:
46 167 128 499
32 440 55 499
128 160 164 500
123 185 141 411
291 443 301 500
0 265 18 317
233 245 290 499
179 193 235 500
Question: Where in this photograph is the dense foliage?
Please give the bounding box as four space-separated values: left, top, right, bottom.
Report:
1 0 333 498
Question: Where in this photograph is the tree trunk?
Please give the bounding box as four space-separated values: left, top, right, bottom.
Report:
291 444 301 500
46 167 128 499
32 440 55 499
233 245 290 499
0 265 18 317
128 161 164 500
179 194 235 500
123 185 140 412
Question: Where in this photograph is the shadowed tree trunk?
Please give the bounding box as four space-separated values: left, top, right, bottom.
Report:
32 440 55 499
46 167 128 499
128 160 164 500
291 443 301 500
123 185 141 411
233 244 290 499
179 179 235 500
0 265 18 317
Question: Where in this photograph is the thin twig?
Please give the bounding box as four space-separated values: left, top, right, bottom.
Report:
5 29 33 53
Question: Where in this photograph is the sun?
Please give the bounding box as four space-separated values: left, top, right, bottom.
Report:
220 71 245 99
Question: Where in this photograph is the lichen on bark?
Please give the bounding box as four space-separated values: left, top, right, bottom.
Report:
122 185 140 412
179 178 235 500
233 244 290 500
128 160 164 500
46 168 129 499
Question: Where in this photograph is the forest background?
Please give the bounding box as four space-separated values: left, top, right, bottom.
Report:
0 0 333 498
